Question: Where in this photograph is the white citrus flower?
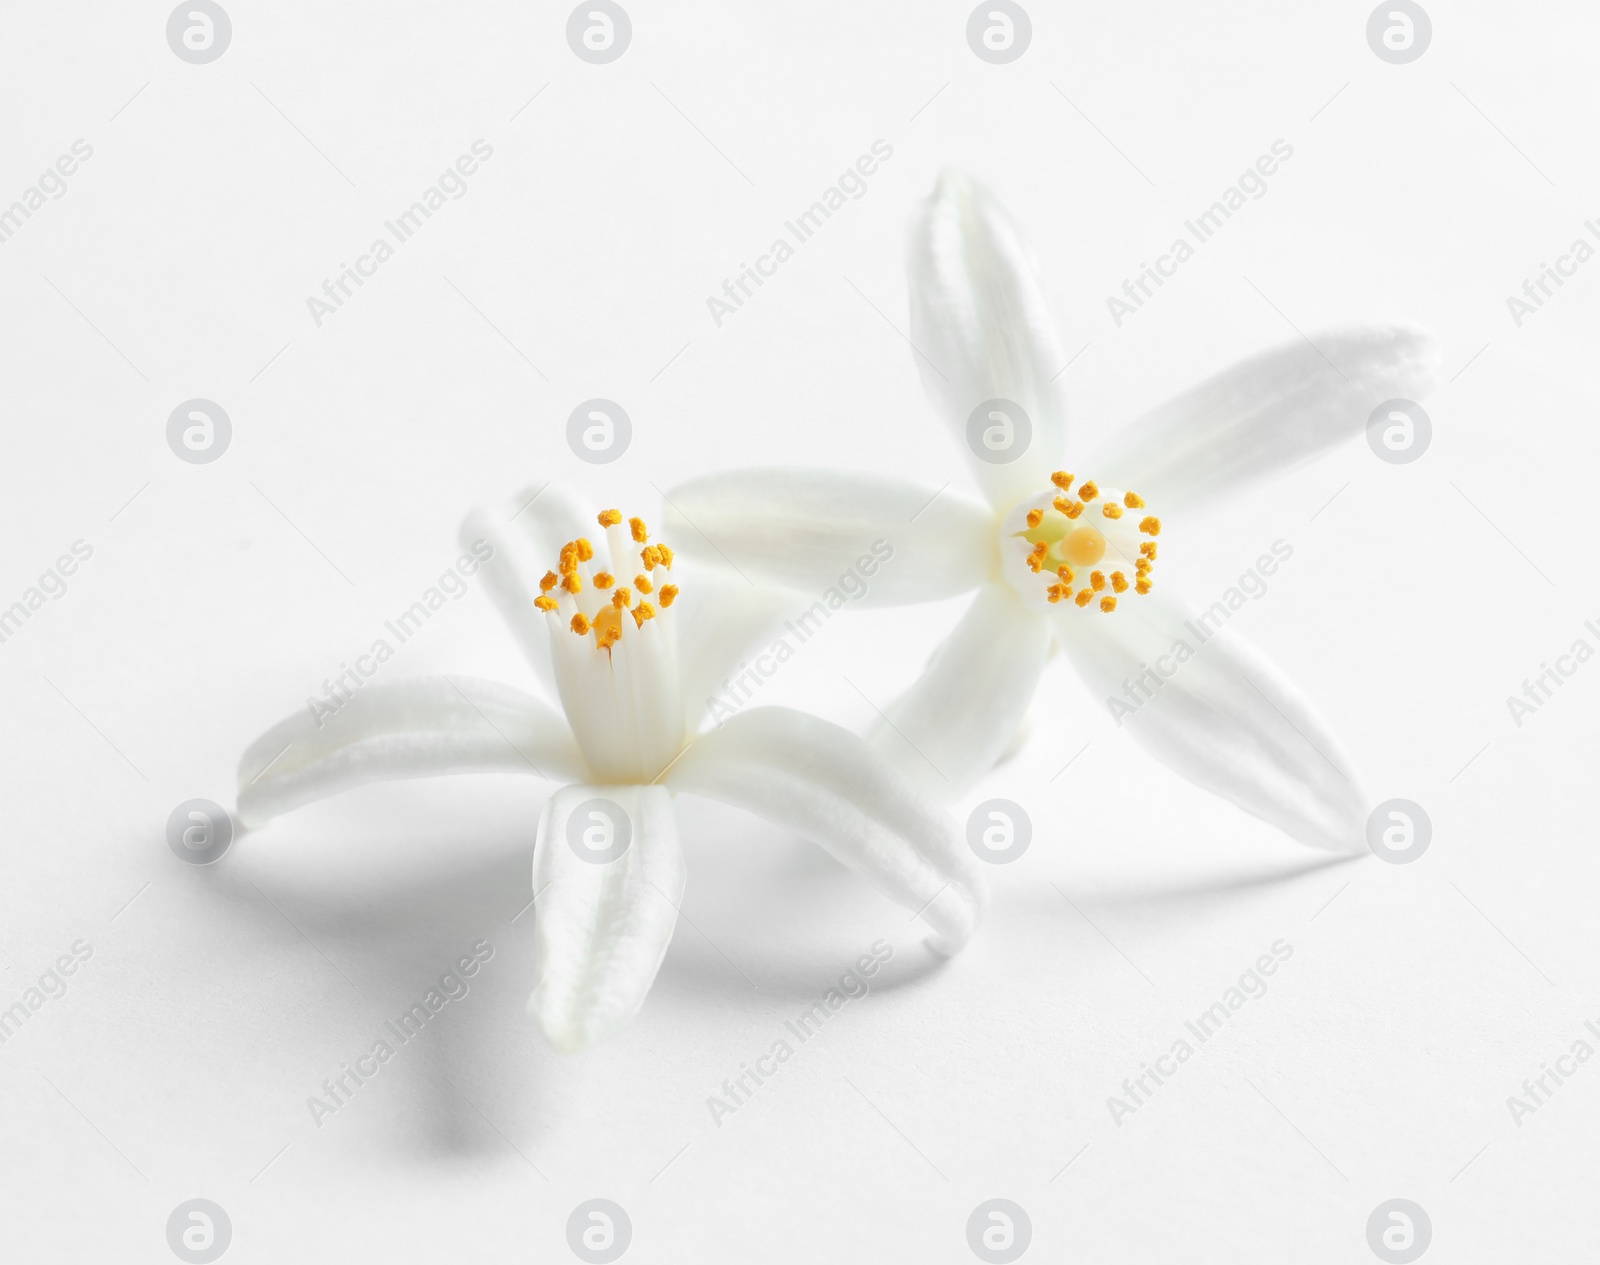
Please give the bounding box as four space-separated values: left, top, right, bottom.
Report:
665 172 1441 853
236 490 984 1053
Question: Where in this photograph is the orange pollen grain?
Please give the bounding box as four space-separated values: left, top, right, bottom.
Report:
1075 589 1094 607
1090 571 1106 592
632 603 656 627
1102 502 1124 520
575 538 594 563
561 573 583 595
659 584 678 607
570 613 591 635
634 574 653 594
1026 509 1044 529
658 544 674 568
1139 516 1162 536
534 596 557 612
1100 595 1117 612
1124 491 1145 509
629 517 648 543
1051 471 1074 490
1111 572 1128 593
539 571 559 592
592 572 614 589
612 588 630 608
598 509 622 527
1077 480 1099 501
1136 578 1153 595
1056 565 1074 584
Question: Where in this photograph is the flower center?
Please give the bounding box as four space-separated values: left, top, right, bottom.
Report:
999 472 1162 614
531 509 684 781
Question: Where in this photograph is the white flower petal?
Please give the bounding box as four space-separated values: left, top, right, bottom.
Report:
460 485 591 695
869 581 1051 801
1091 324 1440 513
236 676 584 827
664 468 994 606
664 706 986 951
908 170 1067 508
1052 588 1366 852
672 564 794 732
530 784 684 1053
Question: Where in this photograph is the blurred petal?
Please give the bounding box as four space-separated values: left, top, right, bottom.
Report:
869 581 1051 801
664 467 994 607
1091 324 1440 513
460 485 591 696
908 169 1067 508
236 676 584 827
1051 588 1366 853
530 784 684 1053
666 706 986 951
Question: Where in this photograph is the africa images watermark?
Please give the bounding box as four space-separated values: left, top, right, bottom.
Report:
705 139 895 328
1504 218 1600 328
305 139 495 327
705 938 894 1127
1105 139 1294 328
0 539 95 648
1503 616 1600 728
0 939 94 1047
306 938 493 1127
0 140 94 247
704 539 892 725
1505 1016 1600 1128
1106 939 1294 1126
1105 539 1294 725
304 539 493 727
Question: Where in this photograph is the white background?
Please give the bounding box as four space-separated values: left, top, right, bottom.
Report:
2 1 1597 1261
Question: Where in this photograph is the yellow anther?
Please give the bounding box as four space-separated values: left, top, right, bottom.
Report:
598 509 622 527
593 571 614 589
629 516 648 543
1135 558 1152 575
570 612 591 635
640 546 661 570
1077 480 1099 501
1052 497 1084 520
1047 583 1069 603
634 574 653 594
1090 571 1106 592
1139 541 1158 559
1111 572 1128 593
1124 490 1145 509
658 544 674 568
1026 508 1044 529
534 595 557 612
575 538 594 563
592 605 621 645
632 603 656 627
659 584 678 607
539 570 559 592
1102 502 1124 520
562 572 583 595
1064 526 1107 567
1139 516 1161 536
1051 471 1074 490
1075 589 1094 607
1100 595 1117 613
1026 542 1048 573
612 588 631 608
1055 565 1074 584
1135 578 1153 595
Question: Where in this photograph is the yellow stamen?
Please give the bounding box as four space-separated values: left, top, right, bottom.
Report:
658 544 674 568
1056 565 1074 584
574 537 594 563
1053 496 1084 520
612 588 631 608
539 571 559 592
1026 508 1044 529
1026 542 1048 573
570 612 590 635
1102 502 1124 520
659 584 678 607
640 546 661 570
634 574 653 594
1136 578 1153 595
632 602 656 627
1139 516 1161 536
1077 480 1098 501
1100 595 1117 613
598 509 622 527
629 516 648 543
1051 471 1074 490
562 572 583 595
534 595 557 612
1139 541 1158 559
1124 490 1145 509
592 572 614 589
592 605 622 646
1090 570 1106 592
1075 589 1094 607
1111 572 1128 593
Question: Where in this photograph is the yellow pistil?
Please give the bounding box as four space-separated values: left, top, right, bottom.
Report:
1124 490 1145 509
1100 595 1117 613
659 584 679 607
1064 526 1107 567
592 605 622 647
629 516 648 543
1102 502 1124 520
634 574 653 594
1077 480 1098 501
598 509 622 527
